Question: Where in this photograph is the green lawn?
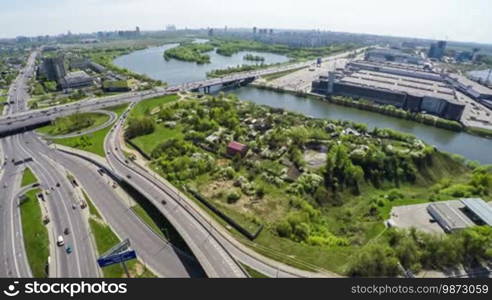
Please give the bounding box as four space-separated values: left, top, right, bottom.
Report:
83 189 103 220
36 112 111 136
21 167 38 187
241 263 269 278
131 124 184 155
19 189 49 278
127 94 180 155
129 94 179 118
131 205 165 238
53 104 128 157
0 95 6 114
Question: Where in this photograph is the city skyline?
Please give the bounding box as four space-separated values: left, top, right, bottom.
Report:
1 0 492 44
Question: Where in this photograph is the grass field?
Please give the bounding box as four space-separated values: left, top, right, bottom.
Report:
84 183 156 278
241 263 269 278
128 94 180 154
82 189 102 220
53 104 128 157
131 124 183 155
19 189 49 278
89 217 155 278
37 112 111 136
21 167 37 187
123 95 487 275
130 205 165 238
129 94 179 118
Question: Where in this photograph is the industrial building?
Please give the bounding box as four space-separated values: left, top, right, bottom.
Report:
445 74 492 109
427 198 492 233
312 60 465 121
60 71 94 89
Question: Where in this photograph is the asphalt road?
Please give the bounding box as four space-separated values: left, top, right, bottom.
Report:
0 159 31 277
0 48 360 278
106 99 337 278
0 51 99 278
104 108 247 278
0 48 364 136
27 134 205 278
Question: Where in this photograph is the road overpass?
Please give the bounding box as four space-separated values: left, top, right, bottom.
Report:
0 48 364 137
103 103 336 278
1 51 100 278
0 47 360 277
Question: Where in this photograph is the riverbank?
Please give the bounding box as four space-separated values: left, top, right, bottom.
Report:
122 92 491 276
251 82 492 139
113 43 492 164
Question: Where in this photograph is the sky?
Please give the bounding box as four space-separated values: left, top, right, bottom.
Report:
1 0 491 44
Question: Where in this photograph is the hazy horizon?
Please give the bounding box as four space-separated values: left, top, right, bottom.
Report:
1 0 491 44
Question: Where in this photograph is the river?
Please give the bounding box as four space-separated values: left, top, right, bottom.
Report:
114 44 289 86
114 45 492 164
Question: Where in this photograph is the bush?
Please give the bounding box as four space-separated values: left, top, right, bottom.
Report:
387 189 404 201
293 222 310 242
227 191 241 203
276 220 292 238
255 186 265 198
348 244 401 277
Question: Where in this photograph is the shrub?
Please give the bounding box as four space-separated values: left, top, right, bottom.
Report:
275 220 292 238
227 191 241 203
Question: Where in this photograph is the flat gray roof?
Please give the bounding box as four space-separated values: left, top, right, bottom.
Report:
461 198 492 226
427 201 474 232
340 71 457 101
450 74 492 95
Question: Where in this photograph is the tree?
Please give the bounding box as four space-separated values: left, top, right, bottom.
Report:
348 244 401 277
125 116 155 139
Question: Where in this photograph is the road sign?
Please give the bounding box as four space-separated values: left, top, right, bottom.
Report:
101 238 130 258
97 249 137 268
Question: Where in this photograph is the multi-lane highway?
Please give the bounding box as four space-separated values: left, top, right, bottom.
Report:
0 48 365 137
0 47 358 278
104 106 248 278
25 134 205 277
1 51 99 278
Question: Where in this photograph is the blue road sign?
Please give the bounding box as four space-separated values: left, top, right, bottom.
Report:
97 249 137 268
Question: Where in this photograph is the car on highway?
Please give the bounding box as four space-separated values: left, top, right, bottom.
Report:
57 235 64 246
64 227 70 235
66 245 72 254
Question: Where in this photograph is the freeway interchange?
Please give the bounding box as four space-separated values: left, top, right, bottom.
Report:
0 49 354 278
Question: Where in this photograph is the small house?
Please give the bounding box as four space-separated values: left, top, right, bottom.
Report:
227 141 248 157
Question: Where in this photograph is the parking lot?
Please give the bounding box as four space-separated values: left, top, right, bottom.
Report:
389 203 445 234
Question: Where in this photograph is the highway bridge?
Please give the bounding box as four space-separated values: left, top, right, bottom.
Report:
0 49 359 137
0 48 358 278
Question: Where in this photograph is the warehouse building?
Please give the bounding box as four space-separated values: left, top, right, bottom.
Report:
445 74 492 110
312 60 465 121
427 198 492 233
460 198 492 226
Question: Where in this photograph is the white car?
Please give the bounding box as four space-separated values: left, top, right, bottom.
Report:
57 235 64 246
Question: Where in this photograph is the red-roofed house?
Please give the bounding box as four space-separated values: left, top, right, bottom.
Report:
227 141 248 157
